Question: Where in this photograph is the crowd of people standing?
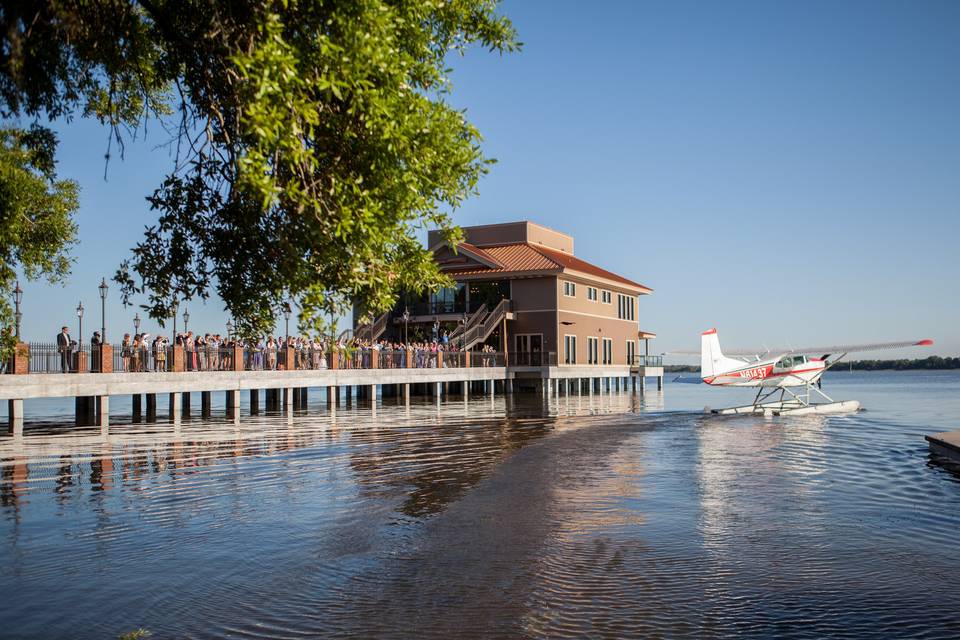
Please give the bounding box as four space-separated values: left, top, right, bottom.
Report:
105 332 500 373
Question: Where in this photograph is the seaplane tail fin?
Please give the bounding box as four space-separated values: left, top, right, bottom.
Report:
701 329 744 379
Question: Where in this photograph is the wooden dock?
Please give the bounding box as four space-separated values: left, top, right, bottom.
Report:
925 430 960 461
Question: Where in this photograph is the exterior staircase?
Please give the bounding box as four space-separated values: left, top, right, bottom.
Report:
460 298 511 351
354 311 391 342
448 304 489 344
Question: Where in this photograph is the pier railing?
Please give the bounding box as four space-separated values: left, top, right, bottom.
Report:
7 342 506 375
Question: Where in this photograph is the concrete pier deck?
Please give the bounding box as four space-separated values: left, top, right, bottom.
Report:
2 361 664 437
926 430 960 461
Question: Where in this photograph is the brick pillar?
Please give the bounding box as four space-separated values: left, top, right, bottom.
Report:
330 348 339 370
11 342 29 374
464 350 470 368
74 350 87 374
172 345 185 372
282 346 294 370
406 348 413 369
371 349 379 369
436 351 443 369
98 344 113 373
233 345 244 372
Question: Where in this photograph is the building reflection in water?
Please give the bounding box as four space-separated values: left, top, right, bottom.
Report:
0 391 662 524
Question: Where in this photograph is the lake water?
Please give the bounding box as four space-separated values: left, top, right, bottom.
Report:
2 371 960 639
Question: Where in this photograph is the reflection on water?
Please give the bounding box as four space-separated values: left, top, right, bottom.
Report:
2 374 960 638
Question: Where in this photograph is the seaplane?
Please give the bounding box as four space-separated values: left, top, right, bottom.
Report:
681 329 933 416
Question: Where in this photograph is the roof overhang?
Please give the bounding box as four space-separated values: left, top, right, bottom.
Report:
561 268 653 295
429 240 503 269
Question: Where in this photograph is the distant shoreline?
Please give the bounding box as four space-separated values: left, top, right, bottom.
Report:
665 356 959 373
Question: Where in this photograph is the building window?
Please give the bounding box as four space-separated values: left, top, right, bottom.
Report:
617 294 636 321
586 286 597 301
601 290 612 304
563 281 576 297
564 335 577 364
626 340 636 364
602 338 613 365
587 337 599 365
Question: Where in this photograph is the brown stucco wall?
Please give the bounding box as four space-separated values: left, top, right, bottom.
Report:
558 311 638 365
429 221 574 254
509 277 558 353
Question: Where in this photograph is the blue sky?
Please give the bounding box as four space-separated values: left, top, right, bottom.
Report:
13 0 960 357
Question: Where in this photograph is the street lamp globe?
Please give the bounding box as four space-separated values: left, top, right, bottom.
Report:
183 308 190 332
226 319 234 339
133 312 141 334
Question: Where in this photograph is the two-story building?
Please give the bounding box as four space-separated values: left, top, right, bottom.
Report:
360 221 656 374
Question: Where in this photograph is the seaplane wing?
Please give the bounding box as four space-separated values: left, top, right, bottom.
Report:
774 338 933 356
669 338 933 359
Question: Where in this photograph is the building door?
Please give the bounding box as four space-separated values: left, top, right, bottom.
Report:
515 334 543 366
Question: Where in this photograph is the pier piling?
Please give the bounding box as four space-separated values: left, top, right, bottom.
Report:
7 399 23 437
146 394 157 421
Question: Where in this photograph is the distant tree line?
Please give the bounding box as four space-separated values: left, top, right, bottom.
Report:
664 356 959 373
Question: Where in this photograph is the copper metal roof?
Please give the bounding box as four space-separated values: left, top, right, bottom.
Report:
440 242 651 292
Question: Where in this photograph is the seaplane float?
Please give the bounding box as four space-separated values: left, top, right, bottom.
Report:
674 329 933 417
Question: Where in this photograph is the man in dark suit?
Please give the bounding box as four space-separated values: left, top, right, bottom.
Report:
57 326 71 372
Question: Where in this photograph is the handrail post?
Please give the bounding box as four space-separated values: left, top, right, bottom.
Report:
172 345 185 372
74 349 88 374
98 344 114 373
11 342 29 375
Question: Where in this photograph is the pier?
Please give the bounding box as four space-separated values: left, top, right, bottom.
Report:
926 430 960 462
2 346 663 437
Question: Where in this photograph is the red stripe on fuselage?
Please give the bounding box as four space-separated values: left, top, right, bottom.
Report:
702 364 824 385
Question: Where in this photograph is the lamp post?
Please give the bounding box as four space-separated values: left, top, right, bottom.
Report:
461 311 468 349
98 277 108 344
13 280 22 339
226 319 234 341
283 303 291 344
76 302 84 349
171 301 178 342
402 306 409 345
183 308 190 334
133 312 140 335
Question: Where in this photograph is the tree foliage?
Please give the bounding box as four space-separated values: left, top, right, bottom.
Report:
0 0 517 337
0 125 79 356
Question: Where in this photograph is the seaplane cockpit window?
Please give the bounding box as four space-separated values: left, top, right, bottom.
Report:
776 356 793 369
794 355 806 364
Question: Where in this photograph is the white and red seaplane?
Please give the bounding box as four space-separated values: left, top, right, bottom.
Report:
689 329 933 416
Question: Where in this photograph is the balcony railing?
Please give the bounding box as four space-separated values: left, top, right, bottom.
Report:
507 352 558 367
631 355 663 367
407 300 490 317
